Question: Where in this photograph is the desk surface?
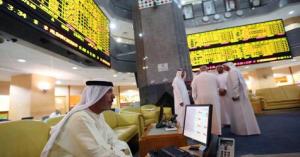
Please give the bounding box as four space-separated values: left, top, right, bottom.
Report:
140 124 186 157
143 123 181 136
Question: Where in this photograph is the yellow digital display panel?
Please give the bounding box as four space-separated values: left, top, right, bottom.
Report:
0 0 110 66
190 38 291 67
187 20 285 49
37 0 109 55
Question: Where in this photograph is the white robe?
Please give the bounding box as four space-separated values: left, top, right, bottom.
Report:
227 68 261 135
191 72 222 135
48 109 132 157
216 72 232 125
172 75 191 129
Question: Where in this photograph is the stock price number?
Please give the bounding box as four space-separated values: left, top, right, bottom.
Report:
7 3 27 19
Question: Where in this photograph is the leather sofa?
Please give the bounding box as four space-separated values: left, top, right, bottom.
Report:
45 111 142 141
0 111 142 157
0 120 50 157
102 110 142 141
121 104 173 127
44 115 64 127
256 85 300 110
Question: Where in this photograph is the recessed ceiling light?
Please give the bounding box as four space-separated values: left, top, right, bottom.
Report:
139 33 143 37
236 10 244 16
72 67 78 70
113 74 117 77
202 16 209 22
224 12 232 18
17 59 26 63
116 38 122 43
110 23 116 29
289 10 295 15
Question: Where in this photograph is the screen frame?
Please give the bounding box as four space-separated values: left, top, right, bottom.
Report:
183 104 213 146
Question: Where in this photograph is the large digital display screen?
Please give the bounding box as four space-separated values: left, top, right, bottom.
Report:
187 20 291 70
0 0 110 67
187 20 285 49
190 38 291 67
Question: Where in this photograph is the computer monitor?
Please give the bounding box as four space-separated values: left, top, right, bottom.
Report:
183 104 212 146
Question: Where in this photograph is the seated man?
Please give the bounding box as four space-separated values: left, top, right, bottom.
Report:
41 79 132 157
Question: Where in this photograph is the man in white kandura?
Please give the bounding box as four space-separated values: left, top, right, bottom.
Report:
191 66 222 135
41 79 132 157
223 62 261 135
216 65 231 126
172 69 191 129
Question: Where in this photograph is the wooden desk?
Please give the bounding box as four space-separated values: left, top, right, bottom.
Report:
140 124 187 157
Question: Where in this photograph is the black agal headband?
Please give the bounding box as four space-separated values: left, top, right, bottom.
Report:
86 81 113 87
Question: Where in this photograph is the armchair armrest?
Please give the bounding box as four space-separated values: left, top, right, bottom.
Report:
117 112 144 137
141 110 160 122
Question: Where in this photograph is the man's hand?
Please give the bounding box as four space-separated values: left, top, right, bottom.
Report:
179 102 184 107
122 149 131 156
232 96 240 101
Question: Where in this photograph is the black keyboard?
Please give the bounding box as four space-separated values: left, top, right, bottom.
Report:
155 146 196 157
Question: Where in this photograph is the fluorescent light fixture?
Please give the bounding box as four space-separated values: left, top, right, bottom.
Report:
17 59 26 63
72 67 78 70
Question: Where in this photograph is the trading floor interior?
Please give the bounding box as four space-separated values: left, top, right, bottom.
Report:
1 0 300 157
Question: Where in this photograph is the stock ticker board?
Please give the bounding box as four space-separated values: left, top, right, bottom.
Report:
187 20 292 70
0 0 110 67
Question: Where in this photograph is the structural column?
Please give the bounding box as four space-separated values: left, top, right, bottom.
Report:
133 0 192 105
9 74 55 120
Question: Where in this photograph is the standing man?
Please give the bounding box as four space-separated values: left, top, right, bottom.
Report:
223 63 261 135
172 69 191 129
216 65 231 126
41 79 132 157
191 66 222 135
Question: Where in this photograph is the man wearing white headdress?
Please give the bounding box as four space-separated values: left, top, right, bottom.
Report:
216 65 231 126
41 80 132 157
172 69 191 129
191 66 222 135
223 62 261 135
